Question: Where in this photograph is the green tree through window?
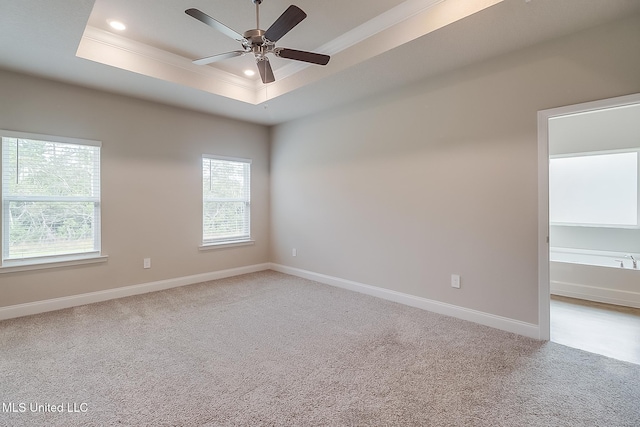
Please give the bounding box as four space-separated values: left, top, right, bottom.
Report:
1 134 101 262
202 156 251 244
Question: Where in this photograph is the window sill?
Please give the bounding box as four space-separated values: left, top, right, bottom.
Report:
0 254 109 274
199 240 255 251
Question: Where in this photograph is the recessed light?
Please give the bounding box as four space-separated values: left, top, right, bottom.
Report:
244 69 256 77
108 20 126 31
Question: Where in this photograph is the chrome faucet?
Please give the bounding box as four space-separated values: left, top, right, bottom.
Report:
626 255 637 269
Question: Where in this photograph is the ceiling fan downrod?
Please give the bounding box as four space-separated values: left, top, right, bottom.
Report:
252 0 262 29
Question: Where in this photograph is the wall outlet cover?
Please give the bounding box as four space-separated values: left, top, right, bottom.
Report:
451 274 461 289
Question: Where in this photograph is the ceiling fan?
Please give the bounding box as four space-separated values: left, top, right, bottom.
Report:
185 0 330 84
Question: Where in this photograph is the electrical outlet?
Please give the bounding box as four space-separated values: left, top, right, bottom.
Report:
451 274 461 289
292 248 297 257
144 258 151 269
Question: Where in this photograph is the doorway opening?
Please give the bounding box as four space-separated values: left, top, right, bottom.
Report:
538 93 640 364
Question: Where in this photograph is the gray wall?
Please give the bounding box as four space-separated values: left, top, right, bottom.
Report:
2 13 640 327
0 70 270 307
270 14 640 325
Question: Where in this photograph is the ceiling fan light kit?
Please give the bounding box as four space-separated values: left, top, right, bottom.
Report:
185 0 330 84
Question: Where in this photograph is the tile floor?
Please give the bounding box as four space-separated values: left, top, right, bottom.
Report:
551 295 640 365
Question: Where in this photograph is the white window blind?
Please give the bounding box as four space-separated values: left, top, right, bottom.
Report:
549 150 638 226
1 132 101 263
202 156 251 244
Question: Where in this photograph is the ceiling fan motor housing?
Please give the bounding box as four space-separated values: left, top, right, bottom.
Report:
244 29 267 45
243 29 272 58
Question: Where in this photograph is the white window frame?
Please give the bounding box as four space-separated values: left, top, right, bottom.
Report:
200 155 253 249
1 130 105 271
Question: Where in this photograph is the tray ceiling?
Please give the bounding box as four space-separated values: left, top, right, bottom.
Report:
1 0 639 124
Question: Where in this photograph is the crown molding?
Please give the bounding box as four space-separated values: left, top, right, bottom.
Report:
76 0 504 105
272 0 504 94
276 0 445 81
77 26 261 104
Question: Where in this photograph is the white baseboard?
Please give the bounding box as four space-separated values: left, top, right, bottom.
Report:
270 263 540 339
1 262 542 339
551 280 640 309
0 263 271 321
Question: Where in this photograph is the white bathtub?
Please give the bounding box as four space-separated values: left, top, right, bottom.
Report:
549 247 640 308
550 247 639 269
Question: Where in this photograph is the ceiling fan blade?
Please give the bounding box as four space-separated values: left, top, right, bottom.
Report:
276 48 330 66
185 8 245 42
264 5 307 43
257 58 275 84
193 51 246 65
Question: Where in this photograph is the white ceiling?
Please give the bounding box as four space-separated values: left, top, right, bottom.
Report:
1 0 640 125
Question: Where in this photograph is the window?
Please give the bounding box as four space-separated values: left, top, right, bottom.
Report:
549 150 639 227
202 155 251 245
1 131 101 265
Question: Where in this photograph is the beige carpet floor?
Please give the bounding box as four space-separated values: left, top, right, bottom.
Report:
1 270 638 426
